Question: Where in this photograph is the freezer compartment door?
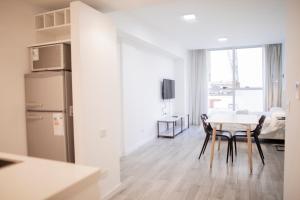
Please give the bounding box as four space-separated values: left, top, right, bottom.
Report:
26 111 68 162
25 71 65 111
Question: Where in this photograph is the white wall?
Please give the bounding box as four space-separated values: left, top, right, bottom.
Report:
120 40 179 155
109 9 188 156
108 11 187 59
284 1 300 199
110 11 189 115
0 0 42 155
174 58 188 115
71 1 121 198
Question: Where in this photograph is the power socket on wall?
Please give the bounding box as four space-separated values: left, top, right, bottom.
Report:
99 129 107 138
100 169 109 179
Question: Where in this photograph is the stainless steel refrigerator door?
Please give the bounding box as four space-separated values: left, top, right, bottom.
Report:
25 71 65 111
26 111 68 162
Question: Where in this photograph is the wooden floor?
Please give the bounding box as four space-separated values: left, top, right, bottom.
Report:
109 127 284 200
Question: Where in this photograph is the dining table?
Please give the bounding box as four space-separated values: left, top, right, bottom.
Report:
206 113 260 173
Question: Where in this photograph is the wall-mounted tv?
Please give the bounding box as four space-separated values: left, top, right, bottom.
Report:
162 79 175 99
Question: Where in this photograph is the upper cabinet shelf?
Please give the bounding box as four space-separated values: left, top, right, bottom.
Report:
35 8 70 31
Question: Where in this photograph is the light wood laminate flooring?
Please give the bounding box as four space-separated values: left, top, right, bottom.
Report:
109 127 284 200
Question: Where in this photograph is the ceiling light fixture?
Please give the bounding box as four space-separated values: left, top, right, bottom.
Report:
182 14 196 22
218 37 228 42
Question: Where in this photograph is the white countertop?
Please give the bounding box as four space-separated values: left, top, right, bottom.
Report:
0 152 101 200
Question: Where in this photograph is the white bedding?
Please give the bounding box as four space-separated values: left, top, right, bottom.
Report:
260 107 285 139
261 107 285 135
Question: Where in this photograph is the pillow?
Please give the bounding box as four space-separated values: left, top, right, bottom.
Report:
270 107 286 118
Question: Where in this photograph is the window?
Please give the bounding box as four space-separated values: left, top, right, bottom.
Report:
208 47 263 112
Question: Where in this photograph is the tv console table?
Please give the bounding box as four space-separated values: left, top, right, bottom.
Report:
157 114 189 138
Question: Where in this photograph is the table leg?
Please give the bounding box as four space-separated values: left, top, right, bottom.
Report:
180 117 183 132
173 122 175 138
218 124 222 151
157 122 159 137
246 126 253 173
210 127 217 168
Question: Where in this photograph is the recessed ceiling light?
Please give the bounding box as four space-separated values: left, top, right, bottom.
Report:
218 37 228 42
182 14 196 22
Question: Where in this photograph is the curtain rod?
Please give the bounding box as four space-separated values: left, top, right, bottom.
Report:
194 43 283 51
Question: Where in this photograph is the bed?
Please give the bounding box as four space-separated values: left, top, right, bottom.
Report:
260 107 285 140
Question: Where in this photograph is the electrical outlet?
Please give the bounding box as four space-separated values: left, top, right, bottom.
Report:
100 169 109 179
296 81 300 100
99 129 107 138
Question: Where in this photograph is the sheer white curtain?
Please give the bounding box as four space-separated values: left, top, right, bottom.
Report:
264 44 283 111
189 50 208 125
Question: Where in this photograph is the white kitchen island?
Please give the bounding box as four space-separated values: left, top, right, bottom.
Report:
0 152 101 200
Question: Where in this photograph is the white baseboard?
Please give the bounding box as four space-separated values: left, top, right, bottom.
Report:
102 183 122 200
123 135 156 156
103 136 156 198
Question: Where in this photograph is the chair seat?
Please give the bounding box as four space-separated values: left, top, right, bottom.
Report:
207 126 232 139
214 130 232 139
233 131 254 137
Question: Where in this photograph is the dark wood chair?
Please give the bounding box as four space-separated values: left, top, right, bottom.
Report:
198 114 234 163
233 115 266 165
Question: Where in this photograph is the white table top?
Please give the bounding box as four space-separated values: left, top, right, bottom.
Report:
207 113 259 125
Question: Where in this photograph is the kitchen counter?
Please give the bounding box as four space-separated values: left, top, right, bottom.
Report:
0 152 101 200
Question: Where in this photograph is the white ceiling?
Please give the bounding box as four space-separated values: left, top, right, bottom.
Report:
27 0 285 49
122 0 286 49
25 0 173 11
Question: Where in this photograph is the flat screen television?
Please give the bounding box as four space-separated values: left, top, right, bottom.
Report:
162 79 175 99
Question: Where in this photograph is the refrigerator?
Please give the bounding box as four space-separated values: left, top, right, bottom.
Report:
25 71 74 162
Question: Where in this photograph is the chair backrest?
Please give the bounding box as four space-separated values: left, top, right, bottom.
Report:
201 114 212 135
201 114 208 120
253 115 266 136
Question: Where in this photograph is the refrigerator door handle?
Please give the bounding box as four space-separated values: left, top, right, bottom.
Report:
26 102 43 108
69 106 73 117
26 115 43 120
